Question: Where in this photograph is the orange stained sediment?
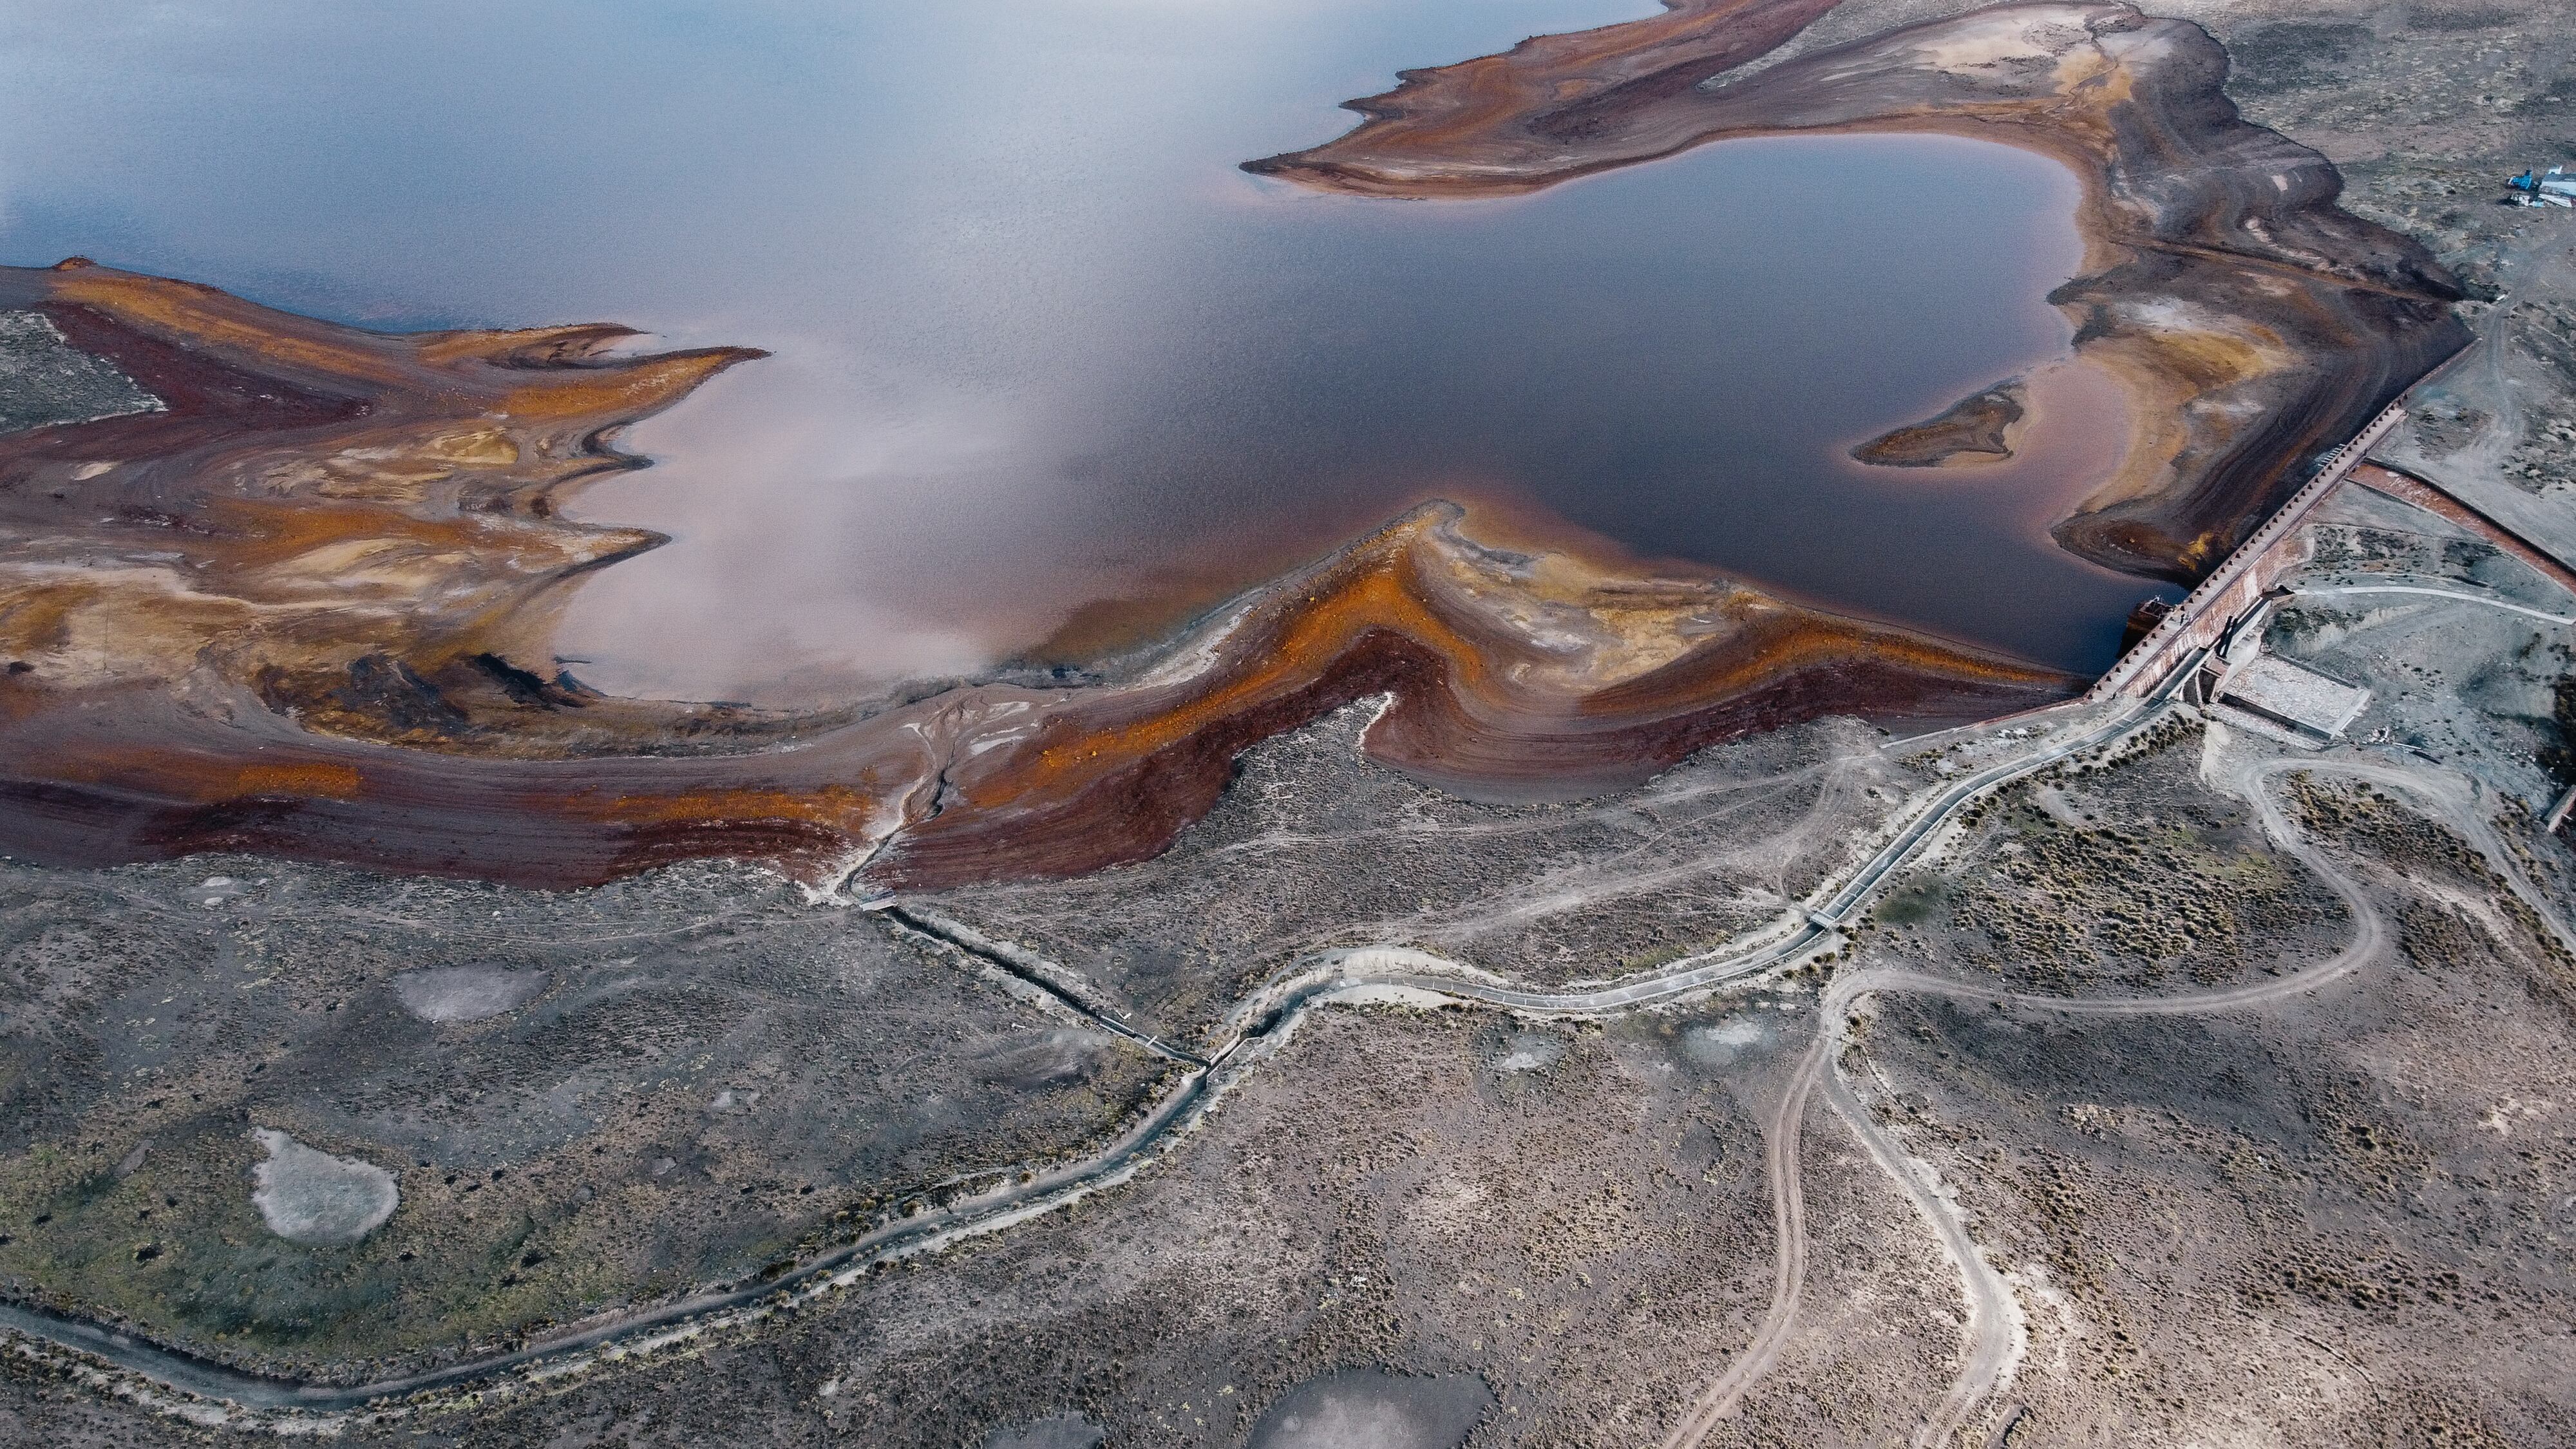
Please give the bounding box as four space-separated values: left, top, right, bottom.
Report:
38 741 367 804
491 348 760 423
1 258 2093 890
410 323 637 368
203 496 506 568
1350 0 1825 149
230 760 366 800
48 266 419 390
572 781 885 833
1586 612 2052 719
49 262 756 428
999 542 1479 802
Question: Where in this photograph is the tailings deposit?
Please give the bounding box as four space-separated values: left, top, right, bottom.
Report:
1 0 2150 704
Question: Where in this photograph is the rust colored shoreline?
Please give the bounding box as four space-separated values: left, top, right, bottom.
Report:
1248 0 2468 583
3 0 2470 896
0 261 2074 893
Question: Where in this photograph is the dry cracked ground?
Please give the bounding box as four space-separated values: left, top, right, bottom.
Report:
9 1 2576 1445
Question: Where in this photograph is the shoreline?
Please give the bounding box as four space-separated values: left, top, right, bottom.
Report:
0 263 2073 894
1247 1 2468 583
0 1 2466 898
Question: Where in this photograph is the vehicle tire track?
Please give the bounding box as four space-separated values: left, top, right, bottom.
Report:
0 693 2175 1423
1662 747 2401 1447
1654 1031 1828 1449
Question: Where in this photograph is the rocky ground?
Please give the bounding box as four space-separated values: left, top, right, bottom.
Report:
920 708 1920 1033
8 482 2576 1447
0 858 1168 1376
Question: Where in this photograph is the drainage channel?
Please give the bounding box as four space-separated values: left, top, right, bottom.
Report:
882 905 1211 1067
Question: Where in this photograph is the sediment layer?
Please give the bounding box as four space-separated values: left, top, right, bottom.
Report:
1248 0 2468 582
1853 379 2028 468
0 262 2073 891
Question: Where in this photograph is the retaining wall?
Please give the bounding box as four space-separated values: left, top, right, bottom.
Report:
2085 402 2407 703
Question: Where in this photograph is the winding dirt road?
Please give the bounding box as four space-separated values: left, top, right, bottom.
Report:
1661 737 2576 1448
0 675 2177 1423
13 683 2564 1440
2296 582 2576 629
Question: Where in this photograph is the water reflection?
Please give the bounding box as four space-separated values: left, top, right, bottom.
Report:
1 0 2157 705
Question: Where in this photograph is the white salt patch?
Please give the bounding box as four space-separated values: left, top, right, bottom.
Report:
1493 1032 1566 1074
392 963 549 1023
1248 1368 1491 1449
982 1413 1106 1449
249 1129 397 1245
1681 1018 1767 1068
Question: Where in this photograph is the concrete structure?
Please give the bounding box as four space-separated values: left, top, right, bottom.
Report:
2215 655 2371 742
2546 782 2576 835
2087 402 2409 703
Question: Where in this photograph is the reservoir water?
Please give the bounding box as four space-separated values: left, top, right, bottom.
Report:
1 0 2164 704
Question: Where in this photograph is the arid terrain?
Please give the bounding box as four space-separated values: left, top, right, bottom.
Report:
5 0 2576 1444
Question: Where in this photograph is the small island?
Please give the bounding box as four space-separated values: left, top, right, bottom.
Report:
1852 379 2028 468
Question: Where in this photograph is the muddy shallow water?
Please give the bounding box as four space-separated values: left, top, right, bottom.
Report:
1 0 2157 703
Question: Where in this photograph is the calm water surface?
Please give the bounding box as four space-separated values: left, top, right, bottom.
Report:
1 1 2166 702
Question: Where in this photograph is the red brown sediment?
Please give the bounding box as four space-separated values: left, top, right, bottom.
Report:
0 261 2072 891
871 506 2072 889
1248 1 2468 584
16 3 2463 893
2348 462 2576 598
